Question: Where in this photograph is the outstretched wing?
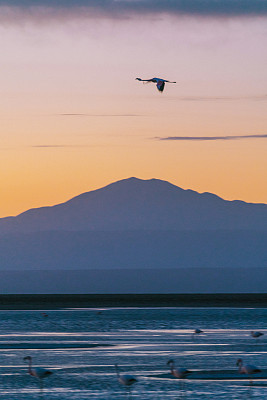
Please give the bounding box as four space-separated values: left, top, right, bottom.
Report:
136 77 154 83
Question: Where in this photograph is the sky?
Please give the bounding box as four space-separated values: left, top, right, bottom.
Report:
1 0 267 217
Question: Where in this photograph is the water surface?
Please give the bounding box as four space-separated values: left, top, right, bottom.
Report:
0 307 267 399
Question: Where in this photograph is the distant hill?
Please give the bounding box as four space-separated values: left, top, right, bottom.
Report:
0 177 266 291
0 230 266 270
0 177 267 233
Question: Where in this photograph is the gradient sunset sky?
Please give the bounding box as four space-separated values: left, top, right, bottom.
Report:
1 0 267 217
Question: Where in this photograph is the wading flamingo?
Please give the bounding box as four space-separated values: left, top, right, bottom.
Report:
192 328 204 339
236 358 261 385
167 359 190 379
115 364 137 398
23 356 53 389
167 359 190 389
251 331 264 339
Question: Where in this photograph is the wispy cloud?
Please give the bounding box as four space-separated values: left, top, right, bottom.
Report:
31 144 82 148
1 0 267 21
174 95 267 102
2 143 123 150
158 134 267 141
31 143 125 148
58 113 144 117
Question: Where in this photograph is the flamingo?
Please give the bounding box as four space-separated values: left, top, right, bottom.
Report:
192 328 204 339
251 331 264 339
167 359 190 379
115 364 137 398
23 356 53 389
41 312 48 317
194 329 203 334
236 358 261 385
167 359 190 390
135 77 176 92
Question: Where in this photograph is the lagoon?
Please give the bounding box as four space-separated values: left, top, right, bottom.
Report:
0 300 267 399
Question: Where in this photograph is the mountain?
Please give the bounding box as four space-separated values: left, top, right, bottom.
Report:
1 230 266 270
0 177 267 294
1 177 267 234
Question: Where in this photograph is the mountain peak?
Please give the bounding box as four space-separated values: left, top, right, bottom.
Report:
103 176 178 189
0 177 266 234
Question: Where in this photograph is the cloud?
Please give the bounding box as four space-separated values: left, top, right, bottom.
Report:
1 0 267 20
31 144 112 149
58 113 144 117
158 134 267 141
32 145 79 148
175 95 267 102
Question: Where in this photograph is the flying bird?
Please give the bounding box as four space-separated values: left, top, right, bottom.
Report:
115 364 137 398
236 358 261 384
135 77 176 92
23 356 53 389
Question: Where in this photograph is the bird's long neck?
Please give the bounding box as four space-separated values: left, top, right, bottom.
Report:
27 359 33 374
115 365 120 378
238 360 243 372
169 362 175 373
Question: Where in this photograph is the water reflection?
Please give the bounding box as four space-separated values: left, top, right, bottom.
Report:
0 308 267 398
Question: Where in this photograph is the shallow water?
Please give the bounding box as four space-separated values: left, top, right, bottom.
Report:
0 307 267 399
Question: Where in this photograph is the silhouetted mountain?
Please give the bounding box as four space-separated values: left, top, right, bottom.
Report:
0 178 267 292
0 177 267 233
1 230 266 270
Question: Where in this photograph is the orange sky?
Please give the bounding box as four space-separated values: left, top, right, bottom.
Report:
1 12 267 217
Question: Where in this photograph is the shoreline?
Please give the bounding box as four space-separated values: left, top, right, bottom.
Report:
0 293 267 309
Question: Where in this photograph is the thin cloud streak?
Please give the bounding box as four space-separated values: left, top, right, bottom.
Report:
158 134 267 141
59 113 144 117
1 145 88 150
1 0 267 20
3 144 124 150
174 95 267 102
31 143 127 148
32 145 85 148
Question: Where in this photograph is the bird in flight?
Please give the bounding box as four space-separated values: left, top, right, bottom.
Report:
135 77 176 92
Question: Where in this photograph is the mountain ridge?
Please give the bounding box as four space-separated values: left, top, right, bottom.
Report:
0 177 267 234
